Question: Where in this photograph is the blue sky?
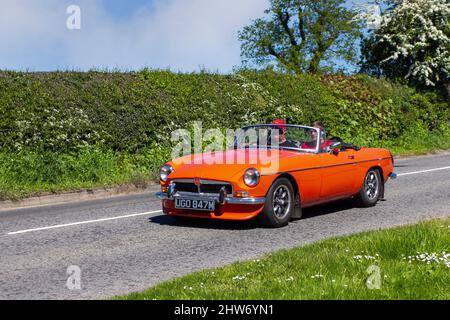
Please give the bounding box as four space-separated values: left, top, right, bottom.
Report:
0 0 374 73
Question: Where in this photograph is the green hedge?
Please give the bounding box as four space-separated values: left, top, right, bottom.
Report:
0 69 449 199
1 69 448 154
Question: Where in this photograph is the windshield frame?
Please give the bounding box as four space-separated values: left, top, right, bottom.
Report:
233 124 322 154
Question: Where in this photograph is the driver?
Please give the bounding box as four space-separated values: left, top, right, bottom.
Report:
272 119 298 149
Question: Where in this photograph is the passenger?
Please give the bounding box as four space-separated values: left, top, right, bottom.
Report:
302 121 332 150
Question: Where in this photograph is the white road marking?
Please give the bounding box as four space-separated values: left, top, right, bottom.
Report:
6 166 450 236
396 166 450 177
6 210 162 235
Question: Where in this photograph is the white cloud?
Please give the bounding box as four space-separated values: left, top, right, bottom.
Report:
0 0 268 72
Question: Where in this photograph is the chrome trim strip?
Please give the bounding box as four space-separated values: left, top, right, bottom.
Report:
177 191 225 198
261 157 392 176
170 179 195 183
171 179 232 185
226 197 266 205
200 179 232 185
155 192 265 205
171 179 234 195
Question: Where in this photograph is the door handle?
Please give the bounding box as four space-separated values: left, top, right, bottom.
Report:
348 155 355 160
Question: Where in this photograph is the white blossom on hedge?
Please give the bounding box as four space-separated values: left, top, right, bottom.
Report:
359 0 450 87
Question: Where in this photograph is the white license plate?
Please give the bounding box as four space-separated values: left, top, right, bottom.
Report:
175 198 215 211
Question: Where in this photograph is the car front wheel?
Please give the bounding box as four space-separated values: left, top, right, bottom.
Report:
355 169 382 207
259 178 294 228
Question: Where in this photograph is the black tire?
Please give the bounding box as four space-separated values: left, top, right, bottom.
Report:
258 178 294 228
355 169 382 207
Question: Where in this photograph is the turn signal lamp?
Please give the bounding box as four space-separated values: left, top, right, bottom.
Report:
234 190 249 198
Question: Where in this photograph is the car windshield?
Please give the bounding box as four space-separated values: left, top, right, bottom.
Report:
233 125 321 153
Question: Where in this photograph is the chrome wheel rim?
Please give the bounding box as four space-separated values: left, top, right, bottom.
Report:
365 171 379 200
272 185 291 219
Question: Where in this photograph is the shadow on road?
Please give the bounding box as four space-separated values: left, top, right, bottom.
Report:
301 199 357 220
394 164 410 168
148 198 358 230
148 214 259 230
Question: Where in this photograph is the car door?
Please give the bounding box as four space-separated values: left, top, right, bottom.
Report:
318 148 358 199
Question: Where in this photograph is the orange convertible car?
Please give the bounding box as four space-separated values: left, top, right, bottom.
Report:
156 124 396 228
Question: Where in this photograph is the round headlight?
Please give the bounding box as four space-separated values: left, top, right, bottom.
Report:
160 164 174 182
244 168 260 187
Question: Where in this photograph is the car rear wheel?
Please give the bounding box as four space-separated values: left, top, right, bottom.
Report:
355 169 382 207
259 178 294 228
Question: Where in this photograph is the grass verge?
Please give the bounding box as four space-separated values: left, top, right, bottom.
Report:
117 218 450 300
0 145 169 201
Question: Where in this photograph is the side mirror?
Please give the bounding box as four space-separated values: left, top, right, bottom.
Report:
329 141 342 155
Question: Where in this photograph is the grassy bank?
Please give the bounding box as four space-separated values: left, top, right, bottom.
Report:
0 146 169 200
117 218 450 300
0 70 449 200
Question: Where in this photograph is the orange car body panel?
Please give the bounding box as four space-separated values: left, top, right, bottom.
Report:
160 147 394 220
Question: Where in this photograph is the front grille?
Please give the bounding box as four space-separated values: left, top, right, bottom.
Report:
173 180 233 195
200 184 233 194
174 182 198 193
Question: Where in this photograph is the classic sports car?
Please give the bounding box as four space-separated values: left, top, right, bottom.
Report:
156 124 396 228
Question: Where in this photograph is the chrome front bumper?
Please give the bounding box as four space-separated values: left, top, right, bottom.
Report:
155 192 266 205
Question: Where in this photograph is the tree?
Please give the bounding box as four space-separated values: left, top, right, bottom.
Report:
360 0 450 88
238 0 361 74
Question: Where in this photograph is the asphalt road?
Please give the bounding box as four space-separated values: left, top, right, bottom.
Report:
0 153 449 300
